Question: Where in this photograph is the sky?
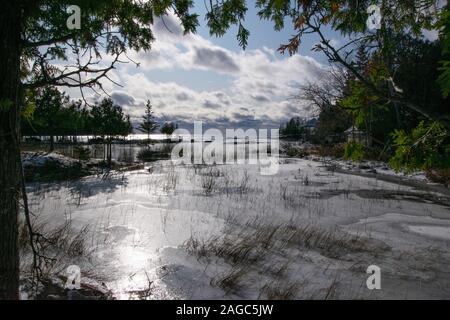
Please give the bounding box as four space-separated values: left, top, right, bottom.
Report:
72 2 345 131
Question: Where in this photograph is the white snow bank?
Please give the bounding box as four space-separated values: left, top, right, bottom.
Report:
408 225 450 240
311 156 429 182
22 151 78 167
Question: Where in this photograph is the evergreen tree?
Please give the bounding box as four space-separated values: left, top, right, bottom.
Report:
33 87 68 152
160 122 178 136
1 0 203 297
280 117 306 140
91 98 132 166
139 100 158 140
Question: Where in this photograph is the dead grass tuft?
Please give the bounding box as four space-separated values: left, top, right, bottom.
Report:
260 280 299 300
210 268 247 293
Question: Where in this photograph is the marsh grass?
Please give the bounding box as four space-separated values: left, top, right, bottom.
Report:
185 225 277 266
322 276 340 300
210 268 248 293
201 172 217 195
19 217 95 289
238 170 250 194
184 218 384 298
260 280 299 300
163 169 179 192
185 220 377 265
20 219 91 259
263 261 290 279
193 166 252 196
273 224 374 258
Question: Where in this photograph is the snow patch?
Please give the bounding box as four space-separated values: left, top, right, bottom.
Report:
407 225 450 240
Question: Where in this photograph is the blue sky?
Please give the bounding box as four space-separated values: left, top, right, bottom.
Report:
137 2 338 92
80 2 346 130
192 2 339 61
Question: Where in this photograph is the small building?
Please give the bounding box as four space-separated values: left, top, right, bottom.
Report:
345 127 372 146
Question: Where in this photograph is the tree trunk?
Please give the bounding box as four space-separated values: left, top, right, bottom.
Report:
49 134 55 152
107 138 112 167
0 2 22 300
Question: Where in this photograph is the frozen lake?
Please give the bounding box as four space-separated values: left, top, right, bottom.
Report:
23 158 450 299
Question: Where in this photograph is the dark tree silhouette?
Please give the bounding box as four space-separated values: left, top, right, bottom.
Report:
91 98 132 166
1 0 202 298
33 87 68 151
280 117 306 140
160 122 178 136
139 100 158 140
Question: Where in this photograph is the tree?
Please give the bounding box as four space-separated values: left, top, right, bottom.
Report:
33 87 68 151
1 0 204 299
263 0 449 128
339 33 449 146
314 106 352 144
280 117 306 140
390 121 450 173
160 122 178 136
139 100 158 140
65 99 84 142
21 93 93 143
298 67 353 144
437 6 450 98
90 98 131 166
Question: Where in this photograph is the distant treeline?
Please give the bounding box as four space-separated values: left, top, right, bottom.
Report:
281 36 450 178
22 87 131 142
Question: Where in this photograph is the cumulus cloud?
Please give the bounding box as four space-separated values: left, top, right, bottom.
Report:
203 99 222 109
68 11 325 129
193 47 240 74
176 92 190 101
152 13 184 37
110 91 135 106
251 95 270 103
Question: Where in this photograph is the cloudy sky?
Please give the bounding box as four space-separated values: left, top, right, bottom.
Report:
71 3 346 131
